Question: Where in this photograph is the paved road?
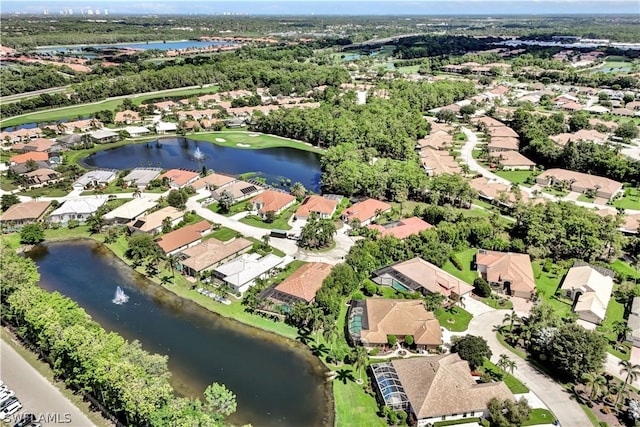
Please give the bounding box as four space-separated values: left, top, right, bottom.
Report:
459 127 640 215
0 85 70 103
0 337 95 427
463 311 591 427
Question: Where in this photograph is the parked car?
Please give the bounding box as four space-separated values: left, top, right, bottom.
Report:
0 399 22 420
0 397 18 411
0 390 15 406
13 413 36 427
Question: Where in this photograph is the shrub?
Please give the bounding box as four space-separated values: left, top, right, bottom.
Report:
473 277 492 297
67 219 80 229
542 258 553 273
449 254 464 271
368 347 380 356
364 281 378 296
387 334 397 346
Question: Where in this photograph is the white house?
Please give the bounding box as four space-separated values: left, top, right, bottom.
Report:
155 121 177 134
48 197 107 224
103 198 158 224
212 253 284 295
124 126 151 137
560 262 615 325
73 170 117 190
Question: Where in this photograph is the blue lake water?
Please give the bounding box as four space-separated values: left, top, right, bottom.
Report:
35 40 232 54
81 137 323 192
1 116 90 132
28 241 331 427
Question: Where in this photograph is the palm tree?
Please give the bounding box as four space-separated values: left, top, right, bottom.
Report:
353 346 368 383
503 311 520 332
497 354 511 373
323 322 338 352
612 320 632 344
616 360 640 407
582 372 606 402
165 254 178 283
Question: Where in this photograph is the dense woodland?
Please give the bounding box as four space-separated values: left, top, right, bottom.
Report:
0 245 235 426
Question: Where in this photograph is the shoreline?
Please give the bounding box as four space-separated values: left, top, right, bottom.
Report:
31 237 336 426
33 39 227 50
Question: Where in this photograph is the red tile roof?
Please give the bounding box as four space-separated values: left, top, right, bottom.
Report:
368 217 433 239
10 151 49 164
273 263 333 302
343 199 392 223
158 169 200 187
250 190 296 215
295 195 338 218
155 220 211 253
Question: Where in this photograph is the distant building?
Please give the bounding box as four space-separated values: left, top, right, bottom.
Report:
536 168 623 201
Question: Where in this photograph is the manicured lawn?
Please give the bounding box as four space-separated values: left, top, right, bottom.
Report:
599 293 630 360
246 237 286 257
482 295 513 310
239 203 298 230
442 248 478 285
610 259 640 281
522 408 556 426
189 131 324 154
434 418 482 427
493 170 539 186
394 64 421 74
207 201 249 217
532 260 571 317
612 187 640 210
578 194 595 203
482 359 529 394
460 207 492 218
435 306 473 332
333 379 386 427
472 148 483 159
0 181 18 191
1 86 220 128
18 186 70 198
542 188 568 197
208 226 238 242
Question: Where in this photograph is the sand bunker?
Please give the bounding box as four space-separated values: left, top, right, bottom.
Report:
249 133 260 137
237 143 250 147
215 138 226 142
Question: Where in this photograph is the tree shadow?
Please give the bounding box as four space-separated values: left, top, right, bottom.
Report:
335 369 355 384
311 343 329 357
296 327 313 345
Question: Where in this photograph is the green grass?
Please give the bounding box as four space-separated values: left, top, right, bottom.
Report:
542 187 569 198
434 418 481 427
435 306 473 332
189 131 324 154
394 64 421 74
598 293 630 360
0 85 220 127
482 359 529 394
80 180 136 195
610 259 640 280
0 181 18 191
239 203 298 230
578 194 595 203
472 148 483 159
207 201 249 217
612 187 640 210
496 332 527 359
441 248 478 285
208 226 238 242
522 409 556 426
532 260 571 316
482 295 513 310
493 170 539 186
18 186 70 197
333 379 386 427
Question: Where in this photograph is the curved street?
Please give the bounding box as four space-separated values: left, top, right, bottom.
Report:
459 127 640 215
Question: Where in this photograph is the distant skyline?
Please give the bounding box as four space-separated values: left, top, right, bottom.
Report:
2 0 639 16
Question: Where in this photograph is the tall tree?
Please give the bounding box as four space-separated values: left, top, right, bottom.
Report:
616 360 640 407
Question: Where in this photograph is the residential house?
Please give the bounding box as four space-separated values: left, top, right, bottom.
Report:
48 197 107 224
487 137 520 152
122 168 162 188
178 237 253 278
114 110 142 124
470 177 531 208
0 128 43 144
13 138 58 153
190 173 236 192
471 116 507 129
372 257 473 298
153 101 176 112
475 250 535 299
90 128 120 143
370 354 514 426
155 220 212 255
294 195 339 220
250 190 296 218
611 108 636 117
368 217 433 239
342 198 392 226
212 253 284 295
259 262 333 311
0 201 52 229
210 180 264 203
348 298 442 351
627 297 640 347
417 131 453 151
62 119 102 134
124 126 151 138
420 148 463 176
155 121 177 134
626 101 640 110
490 151 536 170
73 169 117 190
158 169 200 189
560 262 614 325
103 198 158 224
55 134 84 148
488 126 518 139
550 129 608 146
536 168 623 200
127 206 184 234
9 151 49 166
24 168 62 188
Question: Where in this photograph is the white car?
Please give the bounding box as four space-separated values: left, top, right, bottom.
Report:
0 399 22 420
0 390 15 406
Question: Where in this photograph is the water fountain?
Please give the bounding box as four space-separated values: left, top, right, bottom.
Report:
193 146 205 161
112 286 129 305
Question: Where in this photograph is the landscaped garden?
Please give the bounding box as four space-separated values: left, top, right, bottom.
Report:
493 170 539 186
612 187 640 210
435 306 473 332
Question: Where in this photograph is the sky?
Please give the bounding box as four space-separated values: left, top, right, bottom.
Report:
2 0 639 15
